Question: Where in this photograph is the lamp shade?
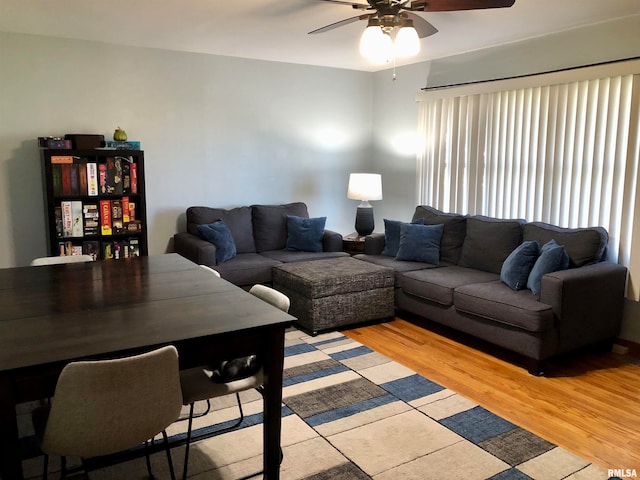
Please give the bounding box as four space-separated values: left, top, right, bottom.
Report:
347 173 383 201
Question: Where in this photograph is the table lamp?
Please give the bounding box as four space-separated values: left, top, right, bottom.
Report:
347 173 382 236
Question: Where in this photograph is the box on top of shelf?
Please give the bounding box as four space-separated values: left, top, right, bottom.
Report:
38 137 72 149
104 140 141 150
64 134 105 149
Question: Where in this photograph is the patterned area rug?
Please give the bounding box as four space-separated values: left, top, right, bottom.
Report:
19 329 607 479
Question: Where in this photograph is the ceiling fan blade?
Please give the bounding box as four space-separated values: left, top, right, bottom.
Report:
405 12 438 38
309 14 370 34
316 0 372 10
410 0 515 12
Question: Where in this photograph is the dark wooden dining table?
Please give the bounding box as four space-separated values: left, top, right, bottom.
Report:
0 253 294 479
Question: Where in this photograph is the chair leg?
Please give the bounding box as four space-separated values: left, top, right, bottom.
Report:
182 402 196 480
144 439 155 479
41 453 49 480
60 456 67 479
162 430 177 480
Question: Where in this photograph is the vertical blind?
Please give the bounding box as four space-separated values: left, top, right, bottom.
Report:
417 69 640 297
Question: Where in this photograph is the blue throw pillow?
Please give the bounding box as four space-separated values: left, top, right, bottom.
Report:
285 215 326 252
500 241 540 291
382 218 425 257
527 239 570 295
395 223 444 264
197 220 237 264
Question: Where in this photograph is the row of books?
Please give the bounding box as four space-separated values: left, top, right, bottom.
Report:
55 198 141 238
50 156 137 197
58 238 141 260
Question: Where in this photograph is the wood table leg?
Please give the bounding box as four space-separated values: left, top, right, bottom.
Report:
262 328 286 480
0 374 23 479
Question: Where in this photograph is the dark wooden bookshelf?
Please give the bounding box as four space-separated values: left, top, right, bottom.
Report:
40 148 149 260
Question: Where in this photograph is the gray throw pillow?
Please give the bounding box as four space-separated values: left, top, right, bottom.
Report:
527 239 570 295
381 218 424 257
500 241 540 291
285 215 326 252
395 223 444 264
197 220 237 264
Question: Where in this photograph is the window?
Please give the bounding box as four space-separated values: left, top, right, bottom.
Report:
416 61 640 298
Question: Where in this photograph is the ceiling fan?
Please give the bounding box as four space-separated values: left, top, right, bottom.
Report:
310 0 516 37
309 0 515 63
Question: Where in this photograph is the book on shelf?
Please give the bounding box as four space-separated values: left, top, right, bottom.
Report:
52 165 62 196
131 162 138 194
61 164 72 196
99 163 107 195
61 201 73 237
102 241 114 260
87 162 98 196
100 200 112 235
70 164 80 196
50 156 73 164
106 157 123 195
78 163 88 196
111 200 124 234
82 240 100 260
122 197 130 223
128 237 140 257
55 207 63 237
71 201 83 237
83 203 99 236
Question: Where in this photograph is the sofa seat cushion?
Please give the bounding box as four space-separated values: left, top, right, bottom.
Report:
187 206 256 254
212 253 281 287
261 250 349 263
523 222 608 267
454 280 554 333
399 266 499 306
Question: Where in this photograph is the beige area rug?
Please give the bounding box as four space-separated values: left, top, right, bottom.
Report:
18 329 607 479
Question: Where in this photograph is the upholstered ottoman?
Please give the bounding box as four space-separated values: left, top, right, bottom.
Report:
272 257 394 334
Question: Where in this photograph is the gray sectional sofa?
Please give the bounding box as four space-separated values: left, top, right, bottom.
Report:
173 202 348 287
355 205 628 374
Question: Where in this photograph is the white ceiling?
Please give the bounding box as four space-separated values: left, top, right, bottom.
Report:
0 0 638 72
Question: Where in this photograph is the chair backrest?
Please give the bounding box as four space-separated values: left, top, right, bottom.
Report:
199 264 221 277
41 345 182 458
249 284 290 313
31 255 94 266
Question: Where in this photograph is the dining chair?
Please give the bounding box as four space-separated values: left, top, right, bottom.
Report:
32 345 183 480
199 264 221 277
30 254 94 266
179 284 290 480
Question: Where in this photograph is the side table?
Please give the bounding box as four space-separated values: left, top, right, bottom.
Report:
343 232 366 255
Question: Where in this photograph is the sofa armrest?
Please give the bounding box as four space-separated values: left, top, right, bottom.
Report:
322 229 343 252
174 232 218 266
539 262 628 353
364 233 385 255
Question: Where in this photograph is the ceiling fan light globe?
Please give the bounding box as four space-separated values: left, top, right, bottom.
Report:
360 26 393 64
395 26 420 57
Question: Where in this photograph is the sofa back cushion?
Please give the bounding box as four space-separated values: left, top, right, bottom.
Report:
252 203 309 252
412 206 466 265
523 222 608 267
459 215 525 274
187 206 256 254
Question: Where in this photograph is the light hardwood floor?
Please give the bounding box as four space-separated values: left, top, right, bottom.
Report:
343 316 640 472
